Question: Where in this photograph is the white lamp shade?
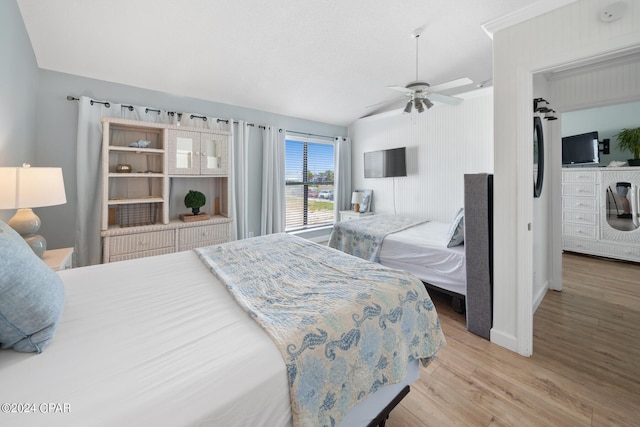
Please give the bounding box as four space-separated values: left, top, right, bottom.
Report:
351 191 363 204
0 166 67 209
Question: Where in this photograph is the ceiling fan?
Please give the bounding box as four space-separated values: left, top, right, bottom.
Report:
373 28 473 114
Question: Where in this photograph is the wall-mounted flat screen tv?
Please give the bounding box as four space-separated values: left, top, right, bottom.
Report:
364 147 407 178
562 131 599 165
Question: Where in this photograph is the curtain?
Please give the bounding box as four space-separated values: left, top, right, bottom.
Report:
230 121 250 240
261 127 285 235
74 98 174 266
334 136 352 218
75 97 121 267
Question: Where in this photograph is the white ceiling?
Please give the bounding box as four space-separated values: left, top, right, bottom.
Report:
18 0 540 127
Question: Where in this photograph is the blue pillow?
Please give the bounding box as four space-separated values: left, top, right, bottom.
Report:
446 208 464 248
0 220 64 353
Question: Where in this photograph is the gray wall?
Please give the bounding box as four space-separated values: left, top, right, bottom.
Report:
0 0 39 223
3 1 346 250
562 100 640 165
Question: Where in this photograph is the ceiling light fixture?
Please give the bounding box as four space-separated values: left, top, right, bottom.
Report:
424 98 434 110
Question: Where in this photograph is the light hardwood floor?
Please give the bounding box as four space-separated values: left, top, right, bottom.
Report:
386 253 640 426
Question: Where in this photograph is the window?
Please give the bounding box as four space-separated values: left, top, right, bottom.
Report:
285 136 335 230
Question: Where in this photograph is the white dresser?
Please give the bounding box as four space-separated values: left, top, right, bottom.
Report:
562 167 640 263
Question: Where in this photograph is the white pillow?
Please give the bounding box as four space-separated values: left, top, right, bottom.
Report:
446 208 464 248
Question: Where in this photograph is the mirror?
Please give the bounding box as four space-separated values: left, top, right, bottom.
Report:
606 182 639 231
533 116 544 198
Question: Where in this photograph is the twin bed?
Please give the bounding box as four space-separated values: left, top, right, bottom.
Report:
1 223 445 427
329 174 494 340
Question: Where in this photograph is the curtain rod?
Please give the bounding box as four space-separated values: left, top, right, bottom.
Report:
285 129 338 140
66 95 336 136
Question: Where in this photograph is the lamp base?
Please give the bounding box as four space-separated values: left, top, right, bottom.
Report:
8 208 47 258
353 203 360 213
24 234 47 258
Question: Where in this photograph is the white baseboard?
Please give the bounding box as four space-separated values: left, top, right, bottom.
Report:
490 328 520 354
533 280 549 313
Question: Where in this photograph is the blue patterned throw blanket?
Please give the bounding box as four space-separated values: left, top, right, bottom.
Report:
329 214 428 262
196 233 445 427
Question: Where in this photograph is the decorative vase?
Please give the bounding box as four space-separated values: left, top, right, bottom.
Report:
628 159 640 166
191 207 200 215
115 164 132 173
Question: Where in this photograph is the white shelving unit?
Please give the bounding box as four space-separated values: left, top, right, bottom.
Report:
100 118 232 263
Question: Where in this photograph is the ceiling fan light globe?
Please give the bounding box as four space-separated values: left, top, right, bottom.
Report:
424 98 434 109
403 100 413 114
415 99 425 113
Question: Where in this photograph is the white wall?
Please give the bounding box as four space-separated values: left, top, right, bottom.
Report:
532 74 552 311
0 0 39 223
493 0 640 356
349 89 494 221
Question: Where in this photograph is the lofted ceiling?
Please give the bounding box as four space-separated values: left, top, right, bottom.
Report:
18 0 540 127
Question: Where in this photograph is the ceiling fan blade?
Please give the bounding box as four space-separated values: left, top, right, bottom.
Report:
365 95 407 109
386 85 414 94
428 77 473 93
427 93 463 105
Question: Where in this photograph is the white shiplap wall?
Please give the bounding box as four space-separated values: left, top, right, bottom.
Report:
349 89 494 222
493 0 640 356
549 56 640 112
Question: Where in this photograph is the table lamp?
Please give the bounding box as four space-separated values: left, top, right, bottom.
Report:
0 164 67 258
351 191 363 213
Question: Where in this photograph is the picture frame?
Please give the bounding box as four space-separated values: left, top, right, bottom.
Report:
355 189 373 213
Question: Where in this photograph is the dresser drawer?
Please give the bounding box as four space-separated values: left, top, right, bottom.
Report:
179 224 229 245
109 230 175 255
562 224 597 239
562 183 597 197
109 247 174 262
562 171 596 183
563 211 598 226
562 197 597 212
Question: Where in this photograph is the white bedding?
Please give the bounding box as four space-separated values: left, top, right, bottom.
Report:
378 221 467 296
0 249 418 427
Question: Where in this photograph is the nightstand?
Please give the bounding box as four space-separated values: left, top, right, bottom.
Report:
42 247 74 271
339 210 374 221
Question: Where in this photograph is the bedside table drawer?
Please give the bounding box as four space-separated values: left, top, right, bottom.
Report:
339 210 374 221
109 230 175 255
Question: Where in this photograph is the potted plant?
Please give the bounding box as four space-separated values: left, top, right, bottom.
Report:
184 190 206 215
615 127 640 166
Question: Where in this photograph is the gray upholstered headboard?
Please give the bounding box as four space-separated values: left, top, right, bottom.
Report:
463 173 493 340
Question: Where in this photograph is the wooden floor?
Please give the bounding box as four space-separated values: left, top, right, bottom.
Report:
386 253 640 426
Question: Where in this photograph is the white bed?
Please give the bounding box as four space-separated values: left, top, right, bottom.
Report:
378 221 466 296
1 243 429 427
328 173 493 340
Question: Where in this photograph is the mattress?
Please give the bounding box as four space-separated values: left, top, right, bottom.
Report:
378 221 467 296
0 249 418 427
